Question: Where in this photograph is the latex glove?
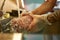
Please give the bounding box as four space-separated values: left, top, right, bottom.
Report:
28 15 52 32
21 13 52 33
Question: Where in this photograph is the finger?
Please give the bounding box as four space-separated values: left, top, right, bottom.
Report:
27 19 38 32
28 22 36 32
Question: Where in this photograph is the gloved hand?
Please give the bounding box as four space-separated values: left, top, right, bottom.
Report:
26 10 60 33
25 14 52 32
28 10 60 33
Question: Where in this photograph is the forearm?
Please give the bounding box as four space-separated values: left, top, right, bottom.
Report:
31 0 57 15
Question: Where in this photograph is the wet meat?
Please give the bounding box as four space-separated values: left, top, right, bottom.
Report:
10 15 33 32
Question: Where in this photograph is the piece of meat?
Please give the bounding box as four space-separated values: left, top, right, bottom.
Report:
18 15 33 29
10 15 33 32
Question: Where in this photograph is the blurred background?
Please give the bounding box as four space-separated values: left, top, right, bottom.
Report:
24 0 60 11
0 0 60 12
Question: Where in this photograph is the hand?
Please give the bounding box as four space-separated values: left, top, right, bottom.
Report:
21 13 51 33
27 15 47 32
